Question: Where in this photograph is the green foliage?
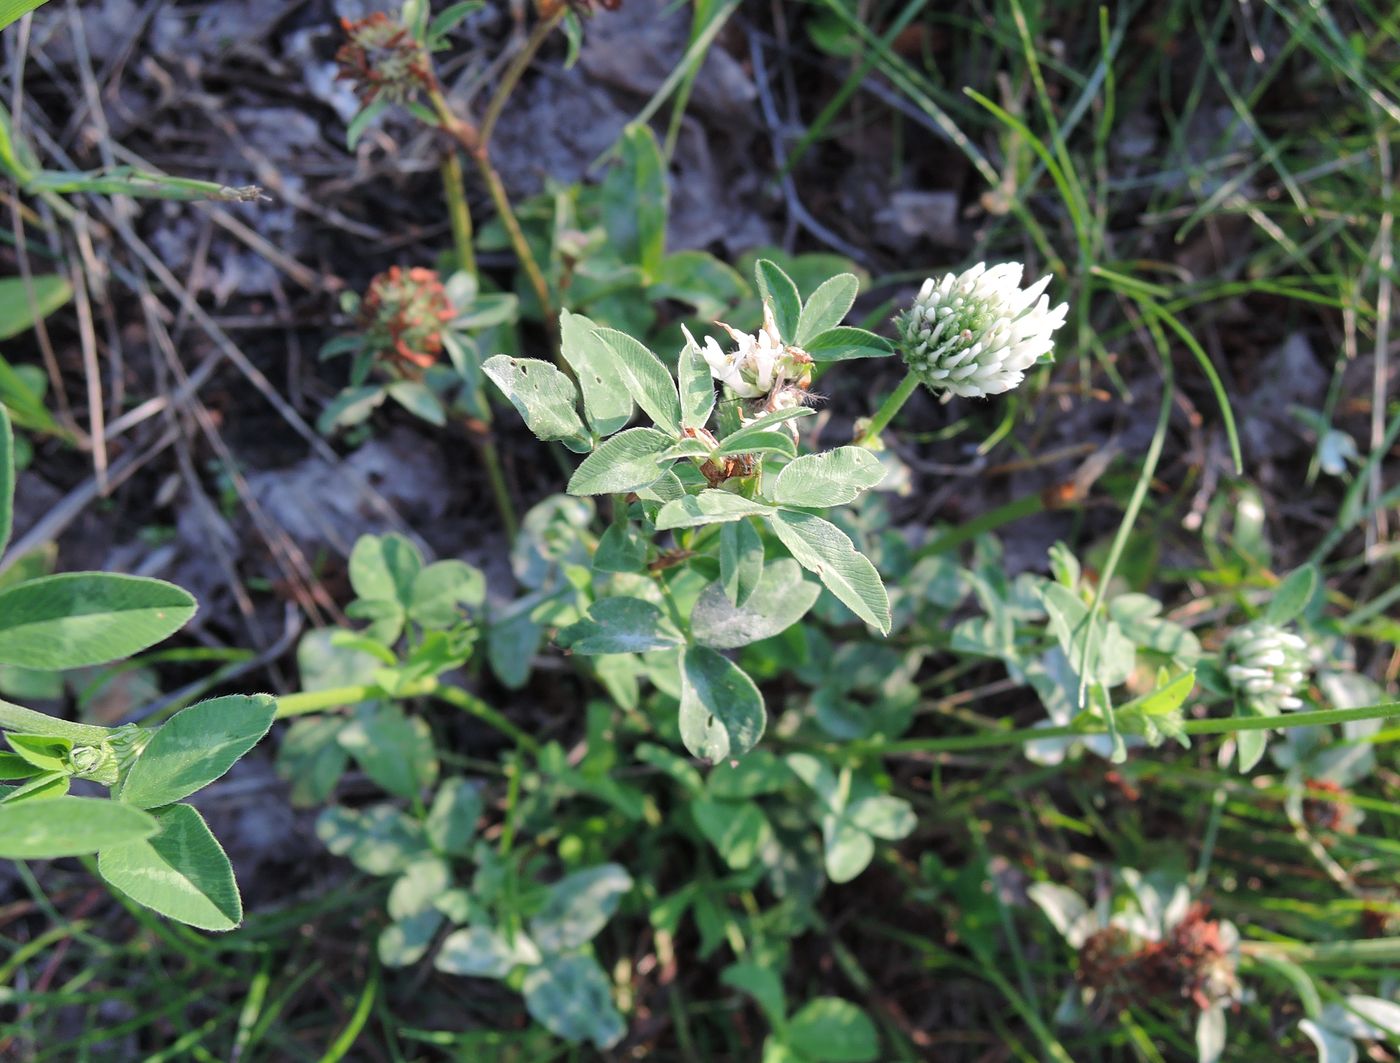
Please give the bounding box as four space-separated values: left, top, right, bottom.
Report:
0 405 272 929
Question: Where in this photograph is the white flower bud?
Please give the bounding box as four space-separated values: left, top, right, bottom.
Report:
898 262 1068 398
688 304 812 401
1222 621 1311 714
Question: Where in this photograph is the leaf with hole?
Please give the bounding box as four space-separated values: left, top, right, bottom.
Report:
483 355 589 451
594 329 681 436
559 309 632 436
678 646 766 763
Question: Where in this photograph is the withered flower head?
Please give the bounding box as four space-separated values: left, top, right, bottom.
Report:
360 266 456 373
335 13 434 106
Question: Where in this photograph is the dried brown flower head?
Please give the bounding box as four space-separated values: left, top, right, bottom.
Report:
335 13 434 105
361 266 456 373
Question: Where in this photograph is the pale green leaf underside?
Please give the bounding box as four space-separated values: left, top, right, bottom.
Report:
769 447 886 508
767 510 891 634
655 490 773 530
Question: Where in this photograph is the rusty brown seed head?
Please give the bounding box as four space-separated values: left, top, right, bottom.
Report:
335 13 434 106
360 266 457 374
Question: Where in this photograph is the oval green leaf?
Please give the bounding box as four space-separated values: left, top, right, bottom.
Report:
119 694 276 809
97 803 242 931
678 645 766 763
0 573 196 670
0 795 156 859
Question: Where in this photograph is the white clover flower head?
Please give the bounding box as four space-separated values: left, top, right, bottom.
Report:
898 261 1068 398
689 304 812 401
1222 621 1310 714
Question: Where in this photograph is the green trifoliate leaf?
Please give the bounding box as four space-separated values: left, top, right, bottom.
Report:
0 771 68 803
720 517 764 606
97 803 242 931
119 694 276 810
529 863 634 953
349 533 422 605
802 326 894 362
601 123 667 279
678 645 766 763
378 909 444 967
408 560 485 628
721 963 788 1029
5 732 70 773
593 521 648 573
795 273 859 345
436 925 541 979
656 491 773 531
559 309 632 436
425 778 482 856
691 559 820 650
720 406 814 437
316 803 427 876
384 380 445 425
0 273 71 340
0 573 196 670
769 447 886 507
567 427 675 495
767 510 891 634
559 597 684 654
336 705 438 800
483 355 590 451
755 259 802 343
522 954 627 1051
594 329 682 436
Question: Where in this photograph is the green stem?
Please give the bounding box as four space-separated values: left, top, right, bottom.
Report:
0 700 110 744
272 679 536 754
856 370 921 445
430 684 538 754
272 680 435 719
846 701 1400 758
1242 937 1400 965
470 426 520 543
478 9 567 151
439 152 476 276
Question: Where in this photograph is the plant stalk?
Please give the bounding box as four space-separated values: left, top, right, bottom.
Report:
856 370 921 445
845 701 1400 758
439 152 476 277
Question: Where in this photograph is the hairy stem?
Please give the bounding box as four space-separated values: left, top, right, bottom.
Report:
0 700 110 744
